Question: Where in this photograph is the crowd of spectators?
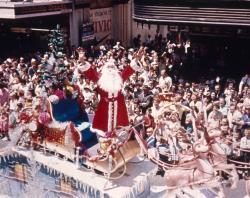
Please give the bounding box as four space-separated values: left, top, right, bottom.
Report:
0 34 249 175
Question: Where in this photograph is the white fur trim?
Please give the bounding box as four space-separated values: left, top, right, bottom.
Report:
107 92 112 132
90 127 106 137
47 120 69 130
108 101 112 131
130 59 143 72
48 95 59 104
78 61 91 72
113 100 118 130
73 125 82 142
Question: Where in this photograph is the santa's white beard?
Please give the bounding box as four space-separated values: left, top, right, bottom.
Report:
98 67 123 94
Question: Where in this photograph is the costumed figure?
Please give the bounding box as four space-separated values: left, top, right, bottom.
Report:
78 49 143 154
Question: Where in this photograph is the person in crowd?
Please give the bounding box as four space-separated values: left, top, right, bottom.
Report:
155 137 170 177
0 82 9 107
239 74 250 94
158 70 172 92
144 108 155 135
133 34 141 49
240 127 250 162
0 112 10 141
139 85 154 114
219 96 228 117
242 105 250 130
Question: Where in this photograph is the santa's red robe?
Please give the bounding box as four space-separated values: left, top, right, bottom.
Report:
79 61 141 136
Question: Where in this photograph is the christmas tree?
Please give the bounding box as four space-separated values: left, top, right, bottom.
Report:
48 24 65 58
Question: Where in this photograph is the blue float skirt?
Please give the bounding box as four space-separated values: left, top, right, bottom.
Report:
51 98 97 148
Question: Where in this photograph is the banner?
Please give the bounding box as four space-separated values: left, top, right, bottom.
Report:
90 7 112 42
82 23 95 44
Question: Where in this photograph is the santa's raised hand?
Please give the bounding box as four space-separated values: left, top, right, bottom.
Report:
76 47 87 63
77 52 92 74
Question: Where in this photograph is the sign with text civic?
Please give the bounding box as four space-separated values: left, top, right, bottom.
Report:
90 7 112 42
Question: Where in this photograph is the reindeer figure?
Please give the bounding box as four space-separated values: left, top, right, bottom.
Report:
205 127 239 189
165 140 225 198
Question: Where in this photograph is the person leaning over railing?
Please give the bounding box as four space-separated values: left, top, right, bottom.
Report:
240 127 250 163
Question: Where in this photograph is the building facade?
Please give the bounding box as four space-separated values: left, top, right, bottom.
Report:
0 0 130 58
131 0 250 77
133 0 250 39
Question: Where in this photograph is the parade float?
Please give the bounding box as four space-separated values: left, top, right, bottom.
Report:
1 68 249 197
6 83 151 197
9 91 249 198
16 92 143 180
0 28 249 197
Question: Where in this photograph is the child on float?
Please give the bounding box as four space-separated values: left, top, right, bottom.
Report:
0 111 10 141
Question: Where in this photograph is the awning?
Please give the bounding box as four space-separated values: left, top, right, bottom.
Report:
133 4 250 26
0 1 73 19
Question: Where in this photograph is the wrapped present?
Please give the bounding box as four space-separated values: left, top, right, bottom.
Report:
53 90 66 100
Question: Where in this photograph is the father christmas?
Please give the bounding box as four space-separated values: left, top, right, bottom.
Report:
78 50 143 137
